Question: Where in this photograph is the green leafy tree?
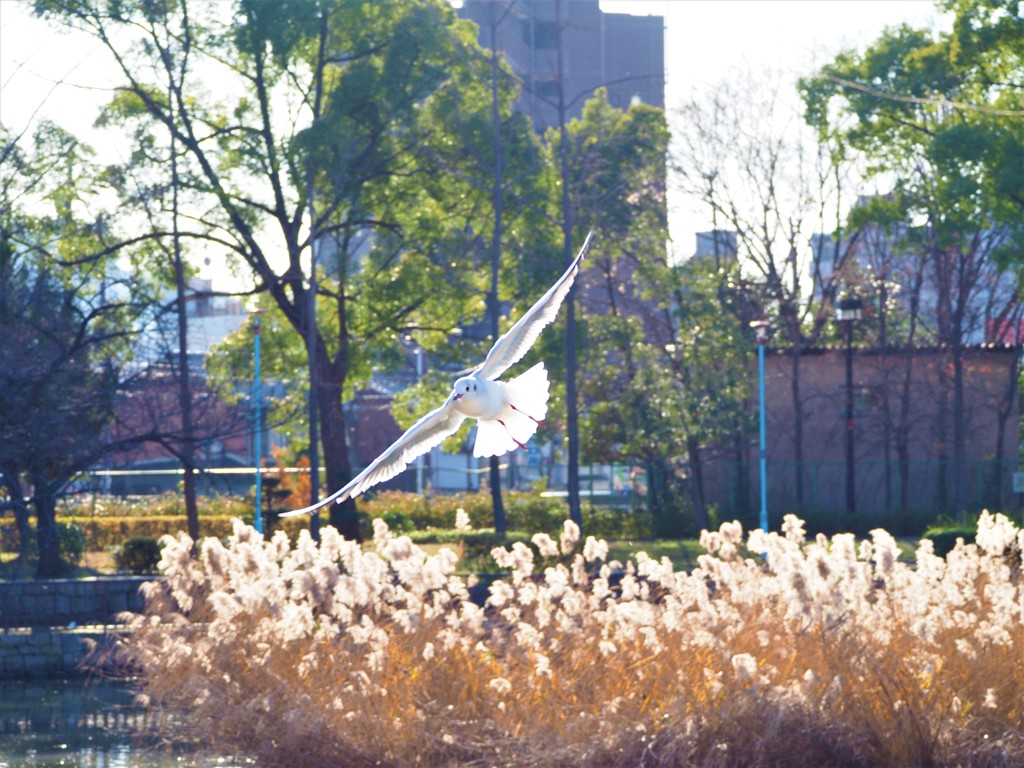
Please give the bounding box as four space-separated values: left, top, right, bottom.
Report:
35 0 524 540
544 90 724 534
372 13 557 533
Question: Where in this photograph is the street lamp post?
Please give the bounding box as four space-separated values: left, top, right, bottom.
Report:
251 309 266 535
750 320 770 532
414 344 424 495
835 293 863 521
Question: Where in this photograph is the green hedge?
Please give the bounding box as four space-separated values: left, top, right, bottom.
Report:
1 515 309 553
2 488 649 555
59 493 251 518
359 490 649 539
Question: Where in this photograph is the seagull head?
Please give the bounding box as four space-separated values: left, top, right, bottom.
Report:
452 376 479 402
451 375 490 417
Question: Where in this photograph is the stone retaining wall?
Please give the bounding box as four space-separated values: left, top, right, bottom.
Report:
0 628 123 679
0 576 152 629
0 577 154 678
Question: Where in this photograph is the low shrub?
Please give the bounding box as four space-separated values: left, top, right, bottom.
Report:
116 536 163 574
58 521 86 564
924 524 977 557
379 509 415 533
582 502 651 539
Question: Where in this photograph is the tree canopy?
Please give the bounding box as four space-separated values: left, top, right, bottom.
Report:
34 0 552 538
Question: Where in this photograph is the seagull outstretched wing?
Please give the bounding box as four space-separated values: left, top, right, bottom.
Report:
279 397 466 518
474 230 593 382
282 230 593 518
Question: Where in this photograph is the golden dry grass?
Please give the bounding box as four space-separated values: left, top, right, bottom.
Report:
120 513 1024 767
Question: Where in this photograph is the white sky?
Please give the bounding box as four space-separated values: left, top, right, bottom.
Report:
1 0 950 281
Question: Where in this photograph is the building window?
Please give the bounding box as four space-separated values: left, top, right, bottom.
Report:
525 20 558 49
533 78 560 101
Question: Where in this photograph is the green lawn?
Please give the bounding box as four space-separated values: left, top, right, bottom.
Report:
605 539 705 570
1 533 922 581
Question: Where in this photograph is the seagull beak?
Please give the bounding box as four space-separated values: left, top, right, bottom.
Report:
453 393 463 401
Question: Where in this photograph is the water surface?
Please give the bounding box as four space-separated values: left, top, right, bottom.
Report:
0 678 249 768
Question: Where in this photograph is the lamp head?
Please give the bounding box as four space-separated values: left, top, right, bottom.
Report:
835 296 864 322
749 320 770 344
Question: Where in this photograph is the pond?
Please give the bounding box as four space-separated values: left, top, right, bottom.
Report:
0 678 251 768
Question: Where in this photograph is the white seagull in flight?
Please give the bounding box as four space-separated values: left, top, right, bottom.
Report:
281 231 593 518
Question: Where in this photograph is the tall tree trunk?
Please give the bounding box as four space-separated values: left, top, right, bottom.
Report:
789 336 805 508
952 344 967 523
552 0 582 529
318 367 359 540
170 113 199 544
881 364 895 519
876 282 894 517
2 466 32 561
304 14 329 543
487 15 506 536
896 349 916 528
992 346 1021 511
935 377 950 515
898 257 926 528
686 436 710 531
33 483 62 578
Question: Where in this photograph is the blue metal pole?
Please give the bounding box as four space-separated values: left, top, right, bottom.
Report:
253 313 263 535
757 339 768 532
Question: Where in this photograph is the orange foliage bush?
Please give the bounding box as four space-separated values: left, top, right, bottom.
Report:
265 446 311 512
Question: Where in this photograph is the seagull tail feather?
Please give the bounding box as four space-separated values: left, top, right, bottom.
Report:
472 363 550 458
504 362 549 423
473 419 516 458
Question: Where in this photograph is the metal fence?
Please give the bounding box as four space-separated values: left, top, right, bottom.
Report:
10 458 1016 535
700 458 1020 533
52 461 648 511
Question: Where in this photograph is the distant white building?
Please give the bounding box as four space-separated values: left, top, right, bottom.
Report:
142 278 249 369
691 230 738 265
183 278 249 357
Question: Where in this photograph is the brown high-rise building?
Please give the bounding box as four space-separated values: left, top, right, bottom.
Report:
458 0 665 132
